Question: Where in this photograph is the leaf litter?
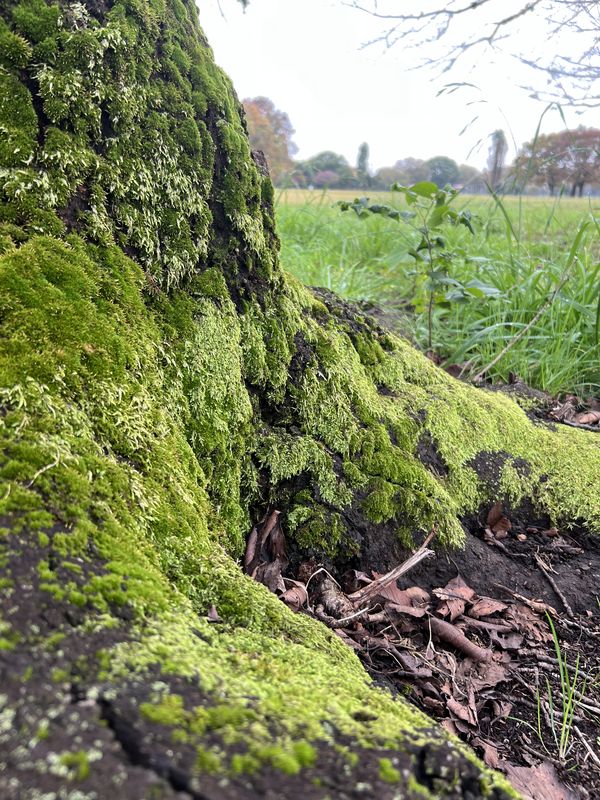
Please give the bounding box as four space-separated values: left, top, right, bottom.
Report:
243 505 600 799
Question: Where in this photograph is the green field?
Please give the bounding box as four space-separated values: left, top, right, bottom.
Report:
276 189 600 396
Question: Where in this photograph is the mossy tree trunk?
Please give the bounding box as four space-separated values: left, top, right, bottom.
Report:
0 0 598 797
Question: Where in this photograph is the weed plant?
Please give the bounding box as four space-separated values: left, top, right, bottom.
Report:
277 189 600 396
537 614 585 763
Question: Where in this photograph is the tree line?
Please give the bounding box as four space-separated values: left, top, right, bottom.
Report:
243 96 600 196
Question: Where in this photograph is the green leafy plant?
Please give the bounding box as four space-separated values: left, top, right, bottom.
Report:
338 182 496 348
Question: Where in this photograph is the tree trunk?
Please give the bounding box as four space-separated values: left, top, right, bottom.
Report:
1 1 598 798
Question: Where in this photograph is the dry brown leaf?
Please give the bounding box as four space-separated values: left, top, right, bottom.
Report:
573 409 600 425
469 597 508 618
281 579 308 612
447 696 477 726
486 501 504 530
387 603 427 618
492 700 513 720
503 760 577 800
492 516 512 538
473 737 501 770
489 629 524 650
506 604 552 643
434 575 476 621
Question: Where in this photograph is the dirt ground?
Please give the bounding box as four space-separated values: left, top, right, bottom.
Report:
269 505 600 800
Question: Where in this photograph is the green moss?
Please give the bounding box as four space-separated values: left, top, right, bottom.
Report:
140 694 187 726
59 750 91 782
378 757 401 783
196 747 222 773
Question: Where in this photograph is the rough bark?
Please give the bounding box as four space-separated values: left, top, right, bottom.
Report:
0 0 598 797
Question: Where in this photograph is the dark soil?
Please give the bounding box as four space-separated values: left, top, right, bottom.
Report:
291 516 600 800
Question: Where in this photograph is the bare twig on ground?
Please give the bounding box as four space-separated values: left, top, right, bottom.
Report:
349 527 437 605
574 726 600 769
428 616 492 662
533 553 575 618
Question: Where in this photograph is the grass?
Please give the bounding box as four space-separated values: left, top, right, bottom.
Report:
276 189 600 397
538 614 586 763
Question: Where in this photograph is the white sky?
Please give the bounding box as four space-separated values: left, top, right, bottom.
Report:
197 0 598 171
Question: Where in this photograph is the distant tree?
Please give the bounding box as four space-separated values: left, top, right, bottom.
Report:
514 133 569 195
242 97 298 184
456 164 486 193
486 130 508 191
514 127 600 196
313 170 342 188
297 151 356 188
394 157 430 184
426 156 459 186
372 165 407 189
565 127 600 196
356 142 371 187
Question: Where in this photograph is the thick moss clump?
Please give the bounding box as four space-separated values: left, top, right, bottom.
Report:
0 0 597 797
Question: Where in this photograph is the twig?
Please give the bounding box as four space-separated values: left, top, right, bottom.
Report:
428 615 491 662
26 454 60 487
559 419 600 432
349 527 437 605
533 553 575 618
573 725 600 769
473 272 571 383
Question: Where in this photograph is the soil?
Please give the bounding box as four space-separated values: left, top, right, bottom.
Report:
281 511 600 800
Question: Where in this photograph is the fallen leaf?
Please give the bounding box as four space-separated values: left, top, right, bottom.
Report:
503 760 577 800
281 579 308 611
469 597 508 618
487 501 504 530
573 409 600 425
473 737 501 770
447 696 477 726
489 629 524 650
506 604 552 643
387 602 428 619
434 575 476 621
492 516 511 538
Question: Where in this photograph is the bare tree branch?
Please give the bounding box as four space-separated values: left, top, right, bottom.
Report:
347 0 600 106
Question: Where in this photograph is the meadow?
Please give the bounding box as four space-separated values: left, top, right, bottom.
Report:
276 188 600 397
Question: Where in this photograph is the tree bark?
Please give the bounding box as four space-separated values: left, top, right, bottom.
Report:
0 1 598 798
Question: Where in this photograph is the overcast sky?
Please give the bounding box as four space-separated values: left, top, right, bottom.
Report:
197 0 597 172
